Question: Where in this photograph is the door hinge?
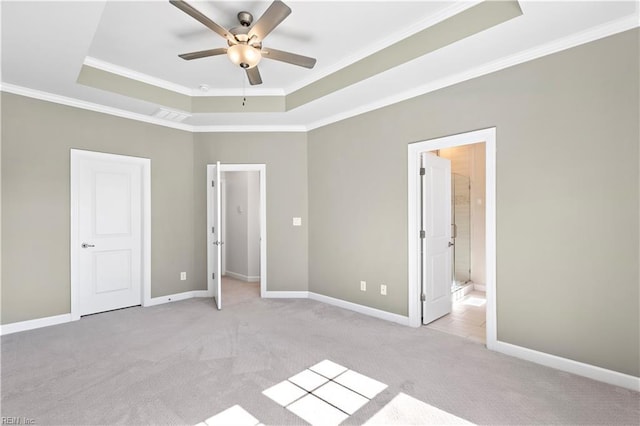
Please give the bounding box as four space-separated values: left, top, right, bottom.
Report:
212 226 215 234
212 273 215 280
211 180 215 187
420 230 426 239
419 167 425 176
421 293 426 302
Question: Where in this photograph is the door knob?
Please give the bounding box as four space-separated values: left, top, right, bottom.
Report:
448 241 454 247
81 243 95 248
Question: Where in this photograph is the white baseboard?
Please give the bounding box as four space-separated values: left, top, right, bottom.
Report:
225 271 260 282
308 292 410 326
4 291 637 393
492 340 640 392
263 291 309 298
0 313 73 336
145 290 208 307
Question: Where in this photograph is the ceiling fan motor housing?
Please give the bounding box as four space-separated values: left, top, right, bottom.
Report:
237 11 253 27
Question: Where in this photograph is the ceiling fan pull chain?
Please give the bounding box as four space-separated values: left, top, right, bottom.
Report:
242 72 247 107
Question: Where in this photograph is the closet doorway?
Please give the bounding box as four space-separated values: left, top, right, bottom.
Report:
207 163 267 309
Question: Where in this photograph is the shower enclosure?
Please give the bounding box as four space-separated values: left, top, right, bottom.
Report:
452 173 471 291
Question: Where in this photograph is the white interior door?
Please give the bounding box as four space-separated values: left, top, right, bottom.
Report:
208 162 222 310
77 155 143 316
422 153 452 324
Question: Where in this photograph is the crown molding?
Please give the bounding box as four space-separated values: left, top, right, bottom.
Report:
0 83 194 132
306 13 640 131
283 0 484 94
0 83 306 132
3 14 637 134
84 56 195 96
84 56 286 97
192 124 307 133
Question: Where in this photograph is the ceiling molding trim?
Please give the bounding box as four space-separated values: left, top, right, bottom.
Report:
306 14 640 131
0 83 305 133
286 0 523 111
192 125 308 133
191 87 286 97
283 0 484 95
0 83 194 132
84 56 194 96
3 15 636 135
84 56 285 98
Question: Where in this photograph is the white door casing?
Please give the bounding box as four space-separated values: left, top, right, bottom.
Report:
421 153 453 324
70 150 151 319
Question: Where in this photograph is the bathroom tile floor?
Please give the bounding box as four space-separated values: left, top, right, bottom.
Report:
426 290 486 344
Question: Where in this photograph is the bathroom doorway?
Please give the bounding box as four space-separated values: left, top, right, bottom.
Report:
407 127 496 348
427 143 487 343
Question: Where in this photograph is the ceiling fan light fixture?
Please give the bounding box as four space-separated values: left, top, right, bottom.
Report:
227 44 261 69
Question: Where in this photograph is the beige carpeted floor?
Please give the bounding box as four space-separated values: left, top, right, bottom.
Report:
1 278 638 425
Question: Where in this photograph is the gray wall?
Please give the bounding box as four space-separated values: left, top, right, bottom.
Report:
1 93 196 323
308 29 639 376
193 132 308 292
1 29 637 378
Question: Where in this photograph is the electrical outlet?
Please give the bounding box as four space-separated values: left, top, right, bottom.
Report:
180 272 187 281
380 284 387 295
360 281 366 291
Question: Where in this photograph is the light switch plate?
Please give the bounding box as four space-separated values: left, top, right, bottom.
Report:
180 272 187 281
380 284 387 295
293 217 302 226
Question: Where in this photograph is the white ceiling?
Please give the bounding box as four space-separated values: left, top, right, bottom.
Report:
1 1 638 131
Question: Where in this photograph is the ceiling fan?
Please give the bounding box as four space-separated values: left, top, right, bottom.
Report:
170 0 316 85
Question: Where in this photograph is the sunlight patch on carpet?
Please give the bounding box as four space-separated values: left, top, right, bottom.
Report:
364 392 474 425
262 359 388 425
197 404 261 426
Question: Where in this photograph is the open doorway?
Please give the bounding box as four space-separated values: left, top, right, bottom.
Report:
426 143 487 343
407 128 496 349
221 171 261 305
207 163 267 310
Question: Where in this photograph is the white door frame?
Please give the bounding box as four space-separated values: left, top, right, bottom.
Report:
207 164 267 298
407 128 497 349
70 149 152 321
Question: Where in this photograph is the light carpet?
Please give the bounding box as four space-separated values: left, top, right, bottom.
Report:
1 279 638 425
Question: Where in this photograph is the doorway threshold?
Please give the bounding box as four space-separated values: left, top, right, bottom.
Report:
426 291 486 344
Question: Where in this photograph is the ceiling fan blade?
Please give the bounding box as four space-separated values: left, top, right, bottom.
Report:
178 48 227 60
170 0 233 42
245 67 263 85
262 47 316 69
248 0 291 41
